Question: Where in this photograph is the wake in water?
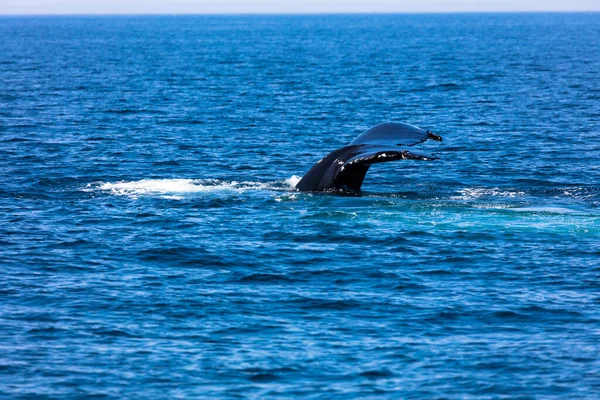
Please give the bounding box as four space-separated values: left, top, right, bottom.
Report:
83 177 598 207
82 177 599 219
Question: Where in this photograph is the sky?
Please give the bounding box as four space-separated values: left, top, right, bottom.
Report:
1 0 599 15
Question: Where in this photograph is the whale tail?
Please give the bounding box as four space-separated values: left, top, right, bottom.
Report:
295 122 442 192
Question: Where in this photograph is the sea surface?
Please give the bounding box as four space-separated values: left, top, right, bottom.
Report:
1 13 600 399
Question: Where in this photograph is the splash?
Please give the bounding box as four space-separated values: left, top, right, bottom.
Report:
285 175 301 188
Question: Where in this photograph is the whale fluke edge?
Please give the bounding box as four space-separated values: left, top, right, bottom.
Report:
295 122 442 192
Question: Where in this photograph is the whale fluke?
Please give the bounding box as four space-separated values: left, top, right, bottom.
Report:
295 122 442 192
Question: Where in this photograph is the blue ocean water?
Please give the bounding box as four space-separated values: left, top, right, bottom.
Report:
1 13 600 398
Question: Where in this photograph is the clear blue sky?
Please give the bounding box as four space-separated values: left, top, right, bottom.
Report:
2 0 599 15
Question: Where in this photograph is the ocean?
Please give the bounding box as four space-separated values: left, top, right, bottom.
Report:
1 13 599 398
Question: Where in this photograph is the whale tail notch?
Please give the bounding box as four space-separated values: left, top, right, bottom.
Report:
295 122 442 192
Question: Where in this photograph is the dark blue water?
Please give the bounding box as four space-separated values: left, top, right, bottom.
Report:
1 13 600 398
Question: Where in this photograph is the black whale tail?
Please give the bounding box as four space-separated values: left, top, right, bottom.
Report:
295 122 442 192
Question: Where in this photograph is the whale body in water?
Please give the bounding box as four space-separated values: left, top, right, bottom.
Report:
295 122 442 192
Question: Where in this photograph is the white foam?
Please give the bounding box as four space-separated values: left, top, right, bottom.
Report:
84 177 300 199
511 206 579 214
453 187 525 200
275 193 299 202
98 179 211 195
